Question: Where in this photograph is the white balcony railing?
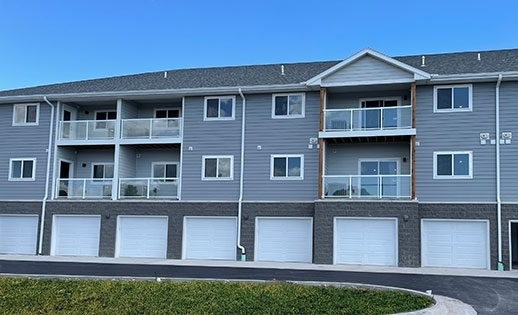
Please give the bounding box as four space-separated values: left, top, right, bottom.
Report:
323 106 412 132
59 120 116 140
121 118 181 139
56 178 113 199
119 178 179 199
323 175 411 199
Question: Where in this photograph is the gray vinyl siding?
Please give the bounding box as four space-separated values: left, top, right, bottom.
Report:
120 100 138 119
74 149 115 178
135 148 181 178
415 83 496 202
181 96 241 201
322 56 413 86
499 81 518 202
77 104 117 120
325 143 410 175
243 92 320 201
0 102 54 200
137 101 182 118
118 146 137 178
326 89 409 109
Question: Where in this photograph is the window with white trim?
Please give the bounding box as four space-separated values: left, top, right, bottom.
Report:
434 85 472 112
271 155 303 180
272 93 305 118
152 162 178 181
9 158 36 181
92 163 114 180
202 156 233 180
95 110 117 129
433 152 472 179
155 109 180 118
13 104 39 125
204 96 235 120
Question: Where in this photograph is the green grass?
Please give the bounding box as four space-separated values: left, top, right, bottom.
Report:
0 278 432 315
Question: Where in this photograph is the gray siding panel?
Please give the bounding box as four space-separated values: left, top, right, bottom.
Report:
242 92 320 201
0 103 53 200
74 149 114 178
327 89 409 109
415 83 496 202
118 146 137 178
135 148 180 178
499 82 518 202
120 100 138 119
322 56 413 86
181 96 241 201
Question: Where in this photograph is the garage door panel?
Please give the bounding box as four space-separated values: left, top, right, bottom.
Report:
0 215 39 255
422 220 488 269
52 216 100 256
255 218 312 263
184 217 237 260
334 218 397 266
117 216 168 259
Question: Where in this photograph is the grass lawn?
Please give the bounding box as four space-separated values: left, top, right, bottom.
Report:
0 278 432 315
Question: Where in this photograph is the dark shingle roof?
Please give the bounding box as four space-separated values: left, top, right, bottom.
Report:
1 48 517 97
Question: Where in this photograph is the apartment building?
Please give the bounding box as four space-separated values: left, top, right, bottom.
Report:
0 48 517 270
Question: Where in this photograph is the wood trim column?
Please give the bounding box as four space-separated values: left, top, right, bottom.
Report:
317 87 326 199
411 82 417 200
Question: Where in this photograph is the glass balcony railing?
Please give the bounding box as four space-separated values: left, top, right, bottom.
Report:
323 106 412 132
323 175 411 199
59 120 116 140
119 178 179 199
121 118 181 139
56 178 113 199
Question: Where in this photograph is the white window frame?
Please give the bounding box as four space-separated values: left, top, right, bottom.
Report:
8 158 36 181
359 97 401 108
270 154 304 180
12 103 39 126
91 163 114 180
433 151 473 179
94 110 117 130
271 93 305 118
154 108 181 118
433 85 473 112
151 162 178 181
203 96 236 121
202 155 234 180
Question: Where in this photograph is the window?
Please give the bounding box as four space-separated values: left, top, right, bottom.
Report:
13 104 39 125
92 163 114 180
433 152 472 179
9 158 36 181
152 162 178 181
202 156 233 180
155 109 180 118
95 111 117 129
434 85 472 112
272 94 305 118
204 96 235 120
271 155 303 180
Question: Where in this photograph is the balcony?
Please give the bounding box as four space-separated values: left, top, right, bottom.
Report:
321 106 414 138
119 178 179 199
323 175 411 199
58 120 116 143
121 118 181 144
56 178 113 199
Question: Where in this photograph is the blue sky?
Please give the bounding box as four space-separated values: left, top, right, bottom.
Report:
1 0 517 91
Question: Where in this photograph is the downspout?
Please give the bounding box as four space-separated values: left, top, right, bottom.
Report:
496 74 503 270
39 96 55 255
237 88 247 260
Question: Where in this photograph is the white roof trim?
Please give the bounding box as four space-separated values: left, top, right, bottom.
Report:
306 48 431 86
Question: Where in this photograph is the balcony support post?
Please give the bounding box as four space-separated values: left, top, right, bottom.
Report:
411 82 417 200
318 87 326 199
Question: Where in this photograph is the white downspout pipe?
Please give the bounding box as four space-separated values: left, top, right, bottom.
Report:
496 74 503 270
39 96 55 255
237 88 246 260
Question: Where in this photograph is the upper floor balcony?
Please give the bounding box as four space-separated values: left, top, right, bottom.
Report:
320 105 415 138
120 118 181 144
58 120 116 144
119 177 179 199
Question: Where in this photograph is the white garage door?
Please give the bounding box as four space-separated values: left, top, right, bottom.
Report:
422 220 489 269
116 216 168 259
255 217 313 263
0 215 38 255
51 215 100 256
334 218 397 266
183 217 237 260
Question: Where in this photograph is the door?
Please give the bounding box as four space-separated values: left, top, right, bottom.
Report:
511 222 518 270
58 160 73 197
51 215 101 256
360 99 398 129
334 218 397 266
255 218 313 263
183 217 237 260
360 160 398 197
61 106 77 139
421 220 489 269
0 215 39 255
116 216 168 258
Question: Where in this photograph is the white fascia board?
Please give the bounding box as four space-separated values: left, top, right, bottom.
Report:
321 78 415 88
429 71 518 83
0 83 308 103
306 48 431 86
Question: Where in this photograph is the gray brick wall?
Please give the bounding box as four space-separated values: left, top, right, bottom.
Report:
501 204 518 270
